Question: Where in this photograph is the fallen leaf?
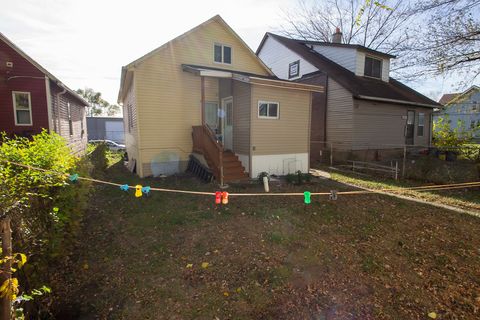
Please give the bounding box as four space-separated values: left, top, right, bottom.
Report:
428 312 437 319
201 262 209 269
186 263 193 268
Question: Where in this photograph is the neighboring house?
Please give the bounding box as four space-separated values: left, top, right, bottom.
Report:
435 86 480 140
86 116 125 143
117 15 323 180
0 32 88 153
256 31 441 162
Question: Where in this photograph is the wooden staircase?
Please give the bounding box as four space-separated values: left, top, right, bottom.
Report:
192 125 248 183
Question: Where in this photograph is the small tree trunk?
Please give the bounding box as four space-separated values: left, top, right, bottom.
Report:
1 217 12 320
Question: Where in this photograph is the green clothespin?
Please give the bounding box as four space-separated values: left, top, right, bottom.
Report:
69 173 79 182
304 191 311 204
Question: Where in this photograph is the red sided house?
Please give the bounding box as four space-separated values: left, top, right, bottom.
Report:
0 32 88 153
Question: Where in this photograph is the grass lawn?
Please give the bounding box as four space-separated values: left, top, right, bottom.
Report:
324 168 480 214
51 157 480 319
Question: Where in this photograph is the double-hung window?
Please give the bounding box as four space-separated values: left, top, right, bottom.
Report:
417 112 425 136
258 101 279 119
12 91 32 125
364 56 382 78
214 43 232 64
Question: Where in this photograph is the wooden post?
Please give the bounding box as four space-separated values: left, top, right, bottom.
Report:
201 76 205 125
1 217 12 320
402 146 407 179
395 161 399 180
329 143 333 167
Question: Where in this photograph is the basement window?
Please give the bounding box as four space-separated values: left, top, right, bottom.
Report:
258 101 279 119
417 113 425 136
12 91 32 126
364 56 382 78
214 43 232 64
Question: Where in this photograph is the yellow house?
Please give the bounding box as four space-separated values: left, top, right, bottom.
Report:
118 15 323 182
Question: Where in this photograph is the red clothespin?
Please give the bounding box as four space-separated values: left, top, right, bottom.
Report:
215 191 222 204
222 192 229 204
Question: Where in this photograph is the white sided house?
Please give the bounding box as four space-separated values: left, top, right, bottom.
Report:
257 31 441 163
117 15 323 181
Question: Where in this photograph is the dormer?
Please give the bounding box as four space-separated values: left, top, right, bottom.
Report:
307 29 394 82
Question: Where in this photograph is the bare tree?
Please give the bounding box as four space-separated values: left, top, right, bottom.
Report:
400 0 480 84
280 0 415 56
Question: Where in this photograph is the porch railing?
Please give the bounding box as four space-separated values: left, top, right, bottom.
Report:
192 125 224 185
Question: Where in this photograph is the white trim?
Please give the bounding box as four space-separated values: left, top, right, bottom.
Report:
45 77 53 131
356 95 438 108
213 42 232 65
12 91 33 126
257 100 279 119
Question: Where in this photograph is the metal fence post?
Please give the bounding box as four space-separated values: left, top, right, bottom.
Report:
330 143 333 167
402 146 407 179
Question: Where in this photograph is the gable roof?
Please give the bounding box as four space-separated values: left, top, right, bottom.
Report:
440 85 480 106
257 33 395 59
438 93 460 105
258 33 440 108
0 32 88 106
118 15 274 102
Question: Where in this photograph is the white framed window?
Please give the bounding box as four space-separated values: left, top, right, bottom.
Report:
417 112 425 136
214 43 232 64
364 56 382 78
258 101 279 119
12 91 32 126
288 60 300 79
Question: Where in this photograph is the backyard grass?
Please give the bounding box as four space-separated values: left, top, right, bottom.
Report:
50 158 480 319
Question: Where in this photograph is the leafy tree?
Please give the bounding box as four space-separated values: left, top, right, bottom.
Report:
76 88 121 117
433 115 479 147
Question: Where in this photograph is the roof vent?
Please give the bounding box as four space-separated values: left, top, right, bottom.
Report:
332 27 342 44
6 61 13 68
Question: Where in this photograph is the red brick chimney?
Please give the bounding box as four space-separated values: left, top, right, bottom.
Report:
332 27 342 44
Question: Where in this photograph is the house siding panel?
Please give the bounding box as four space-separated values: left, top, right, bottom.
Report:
326 79 354 149
0 38 49 136
128 18 271 177
353 100 432 148
232 80 250 155
50 82 87 154
313 45 357 73
250 85 311 155
257 36 318 80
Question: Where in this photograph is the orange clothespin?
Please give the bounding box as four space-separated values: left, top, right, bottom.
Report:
215 191 222 204
221 192 229 204
135 185 143 197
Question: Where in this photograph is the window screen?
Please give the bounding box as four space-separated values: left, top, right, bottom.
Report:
364 56 382 78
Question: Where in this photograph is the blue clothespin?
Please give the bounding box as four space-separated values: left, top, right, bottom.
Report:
69 173 79 182
120 184 129 192
142 186 151 196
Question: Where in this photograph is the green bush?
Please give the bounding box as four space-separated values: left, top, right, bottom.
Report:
285 170 312 185
89 143 108 175
0 130 93 316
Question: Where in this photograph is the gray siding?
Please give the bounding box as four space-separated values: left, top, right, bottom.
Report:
313 45 357 73
258 36 318 80
232 80 250 155
353 100 433 148
326 79 354 149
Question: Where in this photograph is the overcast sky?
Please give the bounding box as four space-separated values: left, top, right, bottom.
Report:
0 0 465 105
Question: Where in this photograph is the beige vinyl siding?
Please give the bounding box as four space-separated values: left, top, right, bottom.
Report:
353 100 432 148
123 75 140 169
326 79 354 149
204 77 219 102
232 80 251 155
250 84 311 155
128 18 270 177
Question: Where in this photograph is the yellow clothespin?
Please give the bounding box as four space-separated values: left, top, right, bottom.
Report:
135 185 143 197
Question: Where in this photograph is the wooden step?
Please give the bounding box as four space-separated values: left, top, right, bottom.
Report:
223 172 249 182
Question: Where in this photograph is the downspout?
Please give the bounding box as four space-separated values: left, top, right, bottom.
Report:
55 83 67 135
45 77 53 132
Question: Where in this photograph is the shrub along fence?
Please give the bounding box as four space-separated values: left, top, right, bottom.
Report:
0 131 93 318
311 142 480 184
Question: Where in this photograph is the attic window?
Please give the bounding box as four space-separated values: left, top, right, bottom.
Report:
288 60 300 79
364 56 382 78
214 43 232 64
